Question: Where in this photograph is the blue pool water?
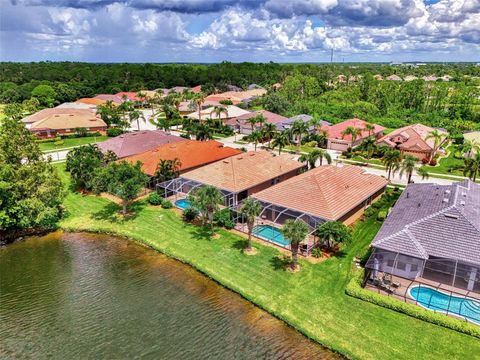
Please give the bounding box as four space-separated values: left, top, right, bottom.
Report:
175 199 191 210
409 286 480 325
252 225 289 247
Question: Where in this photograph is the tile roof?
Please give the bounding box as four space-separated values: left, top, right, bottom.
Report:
181 151 303 193
187 105 250 121
376 123 447 152
124 140 241 176
22 108 96 124
372 180 480 265
76 98 107 106
275 114 331 131
56 102 97 110
191 85 202 93
94 94 123 104
98 130 185 159
226 110 287 126
252 165 387 221
116 92 146 102
321 118 385 142
29 112 106 131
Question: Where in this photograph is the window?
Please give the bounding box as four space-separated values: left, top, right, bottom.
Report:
387 259 394 267
410 264 418 272
397 261 407 271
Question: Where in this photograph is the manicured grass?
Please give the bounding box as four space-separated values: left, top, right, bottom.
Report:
39 136 109 152
420 146 466 177
56 164 480 360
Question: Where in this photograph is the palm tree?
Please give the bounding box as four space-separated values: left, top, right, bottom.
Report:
315 221 351 252
309 118 321 135
250 130 263 152
262 122 277 146
160 102 178 122
128 109 145 131
246 117 259 132
291 120 309 145
317 129 329 148
155 158 182 182
155 117 171 133
364 122 375 137
194 124 214 141
463 153 480 181
210 105 228 128
239 198 262 252
460 140 480 158
298 149 332 169
425 130 448 162
362 137 376 159
341 126 362 147
255 114 266 129
416 167 429 180
271 132 289 155
399 155 418 184
191 92 206 122
282 219 309 271
188 185 223 230
382 149 401 180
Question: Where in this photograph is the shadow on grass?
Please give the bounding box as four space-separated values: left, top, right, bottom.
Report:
232 239 248 250
189 226 214 241
91 201 146 223
270 255 291 271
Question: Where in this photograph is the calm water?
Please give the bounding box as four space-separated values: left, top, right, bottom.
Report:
0 232 338 359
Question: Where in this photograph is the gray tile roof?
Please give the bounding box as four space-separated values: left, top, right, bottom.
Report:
372 180 480 265
275 115 331 131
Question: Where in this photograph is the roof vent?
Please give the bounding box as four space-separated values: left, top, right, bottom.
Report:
406 192 409 198
460 200 466 206
443 198 449 203
445 189 451 194
444 213 459 219
462 192 467 197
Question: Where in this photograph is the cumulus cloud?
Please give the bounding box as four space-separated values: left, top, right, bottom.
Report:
1 0 479 62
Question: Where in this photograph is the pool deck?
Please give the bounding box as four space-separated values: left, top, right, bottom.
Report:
365 274 480 320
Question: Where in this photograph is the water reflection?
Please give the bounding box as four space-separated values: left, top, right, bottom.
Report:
0 232 340 359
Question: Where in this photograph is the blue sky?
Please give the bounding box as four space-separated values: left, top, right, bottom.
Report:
0 0 479 63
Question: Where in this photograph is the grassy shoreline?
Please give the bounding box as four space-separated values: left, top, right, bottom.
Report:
56 164 480 360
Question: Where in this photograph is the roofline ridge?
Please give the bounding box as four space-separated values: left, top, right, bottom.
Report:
312 168 336 219
404 228 429 258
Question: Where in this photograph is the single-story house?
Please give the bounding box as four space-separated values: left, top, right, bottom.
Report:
252 165 387 228
22 108 96 127
76 98 108 106
367 180 480 294
186 105 250 122
275 114 331 132
98 130 185 159
56 102 97 110
226 110 287 135
93 94 124 104
403 75 418 81
115 92 146 103
376 124 448 161
321 118 385 151
386 75 402 81
169 86 189 94
124 140 241 178
191 85 202 93
159 151 304 207
27 111 107 139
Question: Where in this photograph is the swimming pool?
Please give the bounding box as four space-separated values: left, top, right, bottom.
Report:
409 286 480 325
252 225 289 247
175 199 191 210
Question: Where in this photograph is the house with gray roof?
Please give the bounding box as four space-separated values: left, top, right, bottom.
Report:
276 114 331 132
367 180 480 293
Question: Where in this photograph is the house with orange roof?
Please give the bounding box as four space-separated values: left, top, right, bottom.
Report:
376 123 448 161
76 98 107 106
321 118 385 151
158 151 304 207
116 92 146 103
94 94 124 104
124 140 241 182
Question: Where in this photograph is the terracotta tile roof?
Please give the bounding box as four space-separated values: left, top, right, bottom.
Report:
187 105 250 121
76 98 107 106
253 165 388 221
98 130 185 159
191 85 202 93
376 124 447 152
22 108 96 124
181 151 303 193
116 92 145 102
321 118 385 142
124 140 241 176
372 180 480 264
94 94 123 104
29 112 106 131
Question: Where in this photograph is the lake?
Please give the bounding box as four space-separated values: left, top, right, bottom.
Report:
0 232 339 359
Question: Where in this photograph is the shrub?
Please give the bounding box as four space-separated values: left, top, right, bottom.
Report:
147 192 163 206
346 270 480 338
75 127 88 137
311 248 322 258
377 210 387 221
182 207 199 223
364 207 376 218
371 201 382 209
219 99 233 105
161 199 173 209
213 208 235 229
107 127 124 137
180 133 191 139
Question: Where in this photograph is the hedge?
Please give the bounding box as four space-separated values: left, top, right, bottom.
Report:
345 269 480 338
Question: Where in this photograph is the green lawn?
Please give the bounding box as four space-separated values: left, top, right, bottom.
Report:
420 146 466 177
56 164 480 360
39 136 109 152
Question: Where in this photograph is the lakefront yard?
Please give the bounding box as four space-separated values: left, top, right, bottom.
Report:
56 164 479 360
